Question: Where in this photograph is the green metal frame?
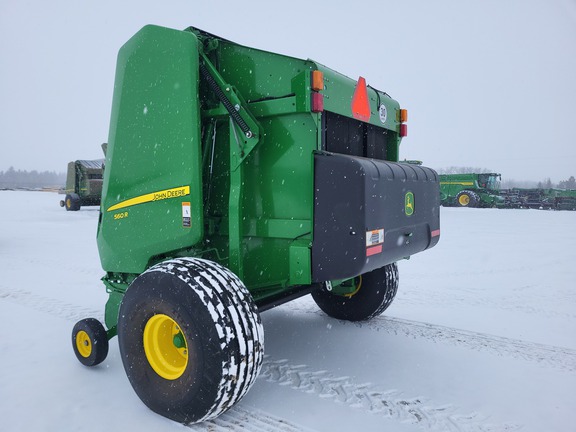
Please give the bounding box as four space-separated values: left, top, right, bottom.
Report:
96 25 407 335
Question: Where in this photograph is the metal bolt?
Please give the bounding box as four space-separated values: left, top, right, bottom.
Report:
245 131 253 138
234 104 240 111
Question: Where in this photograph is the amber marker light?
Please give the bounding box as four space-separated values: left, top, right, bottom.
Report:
311 70 324 91
400 109 408 123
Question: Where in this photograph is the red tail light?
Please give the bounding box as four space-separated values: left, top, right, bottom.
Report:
312 92 324 112
400 123 407 137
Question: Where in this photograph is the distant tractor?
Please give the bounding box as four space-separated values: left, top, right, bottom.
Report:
59 159 104 211
439 173 505 208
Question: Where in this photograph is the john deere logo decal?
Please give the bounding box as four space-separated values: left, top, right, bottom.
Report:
405 192 414 216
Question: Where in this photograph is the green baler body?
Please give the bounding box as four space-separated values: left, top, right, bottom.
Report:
97 25 439 330
65 159 104 205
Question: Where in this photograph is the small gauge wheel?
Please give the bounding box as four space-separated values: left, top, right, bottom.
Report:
72 318 109 366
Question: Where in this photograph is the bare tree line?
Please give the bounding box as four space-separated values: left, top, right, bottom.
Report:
2 165 574 191
0 167 66 189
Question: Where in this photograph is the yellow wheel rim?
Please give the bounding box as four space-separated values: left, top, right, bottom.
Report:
458 194 470 206
344 276 362 298
76 330 92 358
143 314 188 380
66 198 71 209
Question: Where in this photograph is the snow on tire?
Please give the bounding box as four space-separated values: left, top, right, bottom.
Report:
312 263 399 321
117 258 264 424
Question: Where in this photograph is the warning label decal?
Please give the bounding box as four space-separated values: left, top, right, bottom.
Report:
182 202 191 228
366 229 384 247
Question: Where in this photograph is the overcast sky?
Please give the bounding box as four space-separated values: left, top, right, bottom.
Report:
1 0 575 182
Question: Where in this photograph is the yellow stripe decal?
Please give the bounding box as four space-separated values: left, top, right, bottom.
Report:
440 182 475 186
107 186 190 212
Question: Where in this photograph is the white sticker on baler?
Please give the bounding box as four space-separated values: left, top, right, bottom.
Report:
379 104 387 124
366 229 384 247
182 202 191 228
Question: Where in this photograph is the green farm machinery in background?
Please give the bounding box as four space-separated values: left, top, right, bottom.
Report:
439 173 505 208
71 25 440 424
499 187 576 210
439 173 576 210
553 189 576 210
59 159 104 211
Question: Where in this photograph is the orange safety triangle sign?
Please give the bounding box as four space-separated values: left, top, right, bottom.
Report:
351 76 371 122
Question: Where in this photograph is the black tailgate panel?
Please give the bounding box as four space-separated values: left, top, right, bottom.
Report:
312 152 440 282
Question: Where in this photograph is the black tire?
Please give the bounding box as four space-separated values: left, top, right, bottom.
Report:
64 193 81 211
312 263 399 321
117 258 264 424
72 318 109 366
455 190 479 207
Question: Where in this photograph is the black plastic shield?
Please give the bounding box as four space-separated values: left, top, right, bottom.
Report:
312 152 440 282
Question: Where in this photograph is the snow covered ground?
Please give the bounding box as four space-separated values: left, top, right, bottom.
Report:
1 190 575 432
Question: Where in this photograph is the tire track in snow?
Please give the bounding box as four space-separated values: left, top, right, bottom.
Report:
4 284 575 373
4 286 575 372
395 287 576 320
401 254 572 282
383 317 576 372
0 287 514 431
260 357 520 432
0 287 561 431
0 286 104 322
284 302 576 372
0 286 318 432
191 406 317 432
0 254 103 278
